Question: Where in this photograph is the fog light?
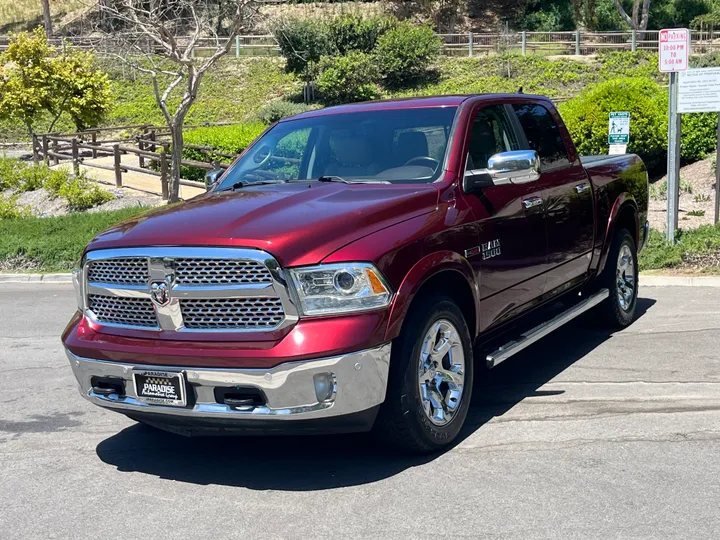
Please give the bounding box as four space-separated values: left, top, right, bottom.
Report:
313 372 336 403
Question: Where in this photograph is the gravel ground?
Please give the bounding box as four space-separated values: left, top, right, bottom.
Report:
649 157 718 231
3 183 163 218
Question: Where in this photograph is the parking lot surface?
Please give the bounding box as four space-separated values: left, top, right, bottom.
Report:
1 284 719 539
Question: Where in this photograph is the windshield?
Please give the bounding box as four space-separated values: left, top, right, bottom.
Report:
216 106 458 189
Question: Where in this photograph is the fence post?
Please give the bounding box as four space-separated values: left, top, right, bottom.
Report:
468 32 473 57
113 143 122 188
91 131 98 158
51 138 59 166
235 35 240 58
32 134 40 164
42 136 49 165
71 138 80 176
138 131 146 169
631 29 637 52
575 30 581 56
522 31 527 56
159 151 169 201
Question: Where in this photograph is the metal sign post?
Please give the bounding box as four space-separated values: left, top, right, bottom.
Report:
660 28 690 243
666 72 682 242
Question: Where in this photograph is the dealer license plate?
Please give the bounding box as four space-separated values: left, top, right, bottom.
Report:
133 370 187 407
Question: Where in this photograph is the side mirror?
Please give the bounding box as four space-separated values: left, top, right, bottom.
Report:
205 169 223 191
463 150 541 194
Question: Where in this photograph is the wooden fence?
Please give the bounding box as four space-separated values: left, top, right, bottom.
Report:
4 30 720 58
31 123 236 200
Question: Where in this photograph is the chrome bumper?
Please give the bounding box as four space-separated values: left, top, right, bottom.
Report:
65 344 391 422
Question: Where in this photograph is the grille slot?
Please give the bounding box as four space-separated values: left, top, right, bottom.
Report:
180 298 285 330
88 258 148 285
88 294 159 328
174 259 272 286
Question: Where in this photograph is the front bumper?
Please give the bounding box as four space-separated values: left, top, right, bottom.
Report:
66 343 391 432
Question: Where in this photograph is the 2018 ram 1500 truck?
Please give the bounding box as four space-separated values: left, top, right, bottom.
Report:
63 94 649 452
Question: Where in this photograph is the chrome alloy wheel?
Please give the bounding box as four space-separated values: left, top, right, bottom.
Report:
616 244 636 311
417 319 466 426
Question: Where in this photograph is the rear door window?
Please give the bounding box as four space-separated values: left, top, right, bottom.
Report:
512 104 570 171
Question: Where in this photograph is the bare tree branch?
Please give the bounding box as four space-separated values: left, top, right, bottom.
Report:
93 0 260 203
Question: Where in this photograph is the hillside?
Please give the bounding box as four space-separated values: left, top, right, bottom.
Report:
0 51 662 143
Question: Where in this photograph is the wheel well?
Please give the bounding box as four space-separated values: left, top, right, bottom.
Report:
614 204 638 247
409 270 476 337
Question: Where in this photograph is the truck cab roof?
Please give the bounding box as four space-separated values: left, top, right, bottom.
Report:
284 94 553 122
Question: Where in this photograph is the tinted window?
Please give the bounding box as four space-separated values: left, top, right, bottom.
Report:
217 107 458 188
466 105 519 170
513 104 570 170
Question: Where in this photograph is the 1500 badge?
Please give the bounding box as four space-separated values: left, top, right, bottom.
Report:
465 239 502 260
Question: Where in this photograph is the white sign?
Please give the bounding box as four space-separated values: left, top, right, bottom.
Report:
659 28 690 73
679 68 720 113
608 112 630 145
609 144 628 156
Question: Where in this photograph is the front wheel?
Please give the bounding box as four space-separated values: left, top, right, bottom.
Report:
375 296 474 453
595 228 639 328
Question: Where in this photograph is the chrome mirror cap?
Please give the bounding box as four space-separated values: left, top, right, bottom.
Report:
487 150 541 185
205 169 223 191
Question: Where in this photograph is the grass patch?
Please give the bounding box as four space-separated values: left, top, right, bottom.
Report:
0 207 151 272
640 225 720 272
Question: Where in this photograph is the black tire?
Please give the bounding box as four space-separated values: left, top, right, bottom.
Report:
595 228 638 328
375 296 474 454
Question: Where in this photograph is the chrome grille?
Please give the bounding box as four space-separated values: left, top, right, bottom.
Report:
174 259 272 286
180 298 285 329
88 294 158 328
88 258 148 285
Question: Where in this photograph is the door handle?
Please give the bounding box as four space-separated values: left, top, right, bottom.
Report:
523 196 543 209
575 183 591 194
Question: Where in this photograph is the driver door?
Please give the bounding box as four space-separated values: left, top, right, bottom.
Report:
461 104 549 331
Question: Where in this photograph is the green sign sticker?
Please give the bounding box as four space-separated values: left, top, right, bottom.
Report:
609 112 630 145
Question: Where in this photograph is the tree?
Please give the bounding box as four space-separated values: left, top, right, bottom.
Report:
95 0 260 203
613 0 653 32
41 0 52 38
0 28 111 136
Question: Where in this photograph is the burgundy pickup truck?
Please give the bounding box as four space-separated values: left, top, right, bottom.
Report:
63 94 649 452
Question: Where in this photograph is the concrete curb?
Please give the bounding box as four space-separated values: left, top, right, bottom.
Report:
1 272 720 287
0 273 73 283
640 275 720 287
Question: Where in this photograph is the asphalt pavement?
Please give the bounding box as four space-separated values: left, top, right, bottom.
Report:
1 284 719 539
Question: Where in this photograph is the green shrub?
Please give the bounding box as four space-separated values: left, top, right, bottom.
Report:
182 123 267 180
256 101 313 124
559 78 668 172
681 113 718 163
0 156 24 190
0 193 29 219
58 172 113 211
688 210 706 217
374 22 442 89
273 18 334 77
640 224 720 271
328 13 396 55
317 52 381 105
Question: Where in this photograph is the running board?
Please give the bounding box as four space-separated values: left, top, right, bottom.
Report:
486 288 610 369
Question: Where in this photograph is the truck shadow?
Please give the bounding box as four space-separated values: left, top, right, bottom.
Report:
96 297 656 491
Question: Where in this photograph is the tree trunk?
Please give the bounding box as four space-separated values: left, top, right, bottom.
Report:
169 126 183 203
41 0 52 38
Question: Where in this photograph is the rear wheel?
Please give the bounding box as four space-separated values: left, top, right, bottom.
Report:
375 296 473 453
595 229 638 328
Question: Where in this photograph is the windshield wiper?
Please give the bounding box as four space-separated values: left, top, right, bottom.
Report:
317 175 349 184
314 176 391 185
218 179 288 192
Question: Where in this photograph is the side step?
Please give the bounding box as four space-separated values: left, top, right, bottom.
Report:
486 288 610 369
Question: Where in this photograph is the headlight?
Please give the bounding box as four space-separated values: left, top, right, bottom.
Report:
288 263 392 316
72 266 84 311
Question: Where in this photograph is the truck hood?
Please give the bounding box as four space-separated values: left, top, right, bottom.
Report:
86 182 439 266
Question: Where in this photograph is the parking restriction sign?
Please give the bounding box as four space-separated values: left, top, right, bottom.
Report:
659 28 689 73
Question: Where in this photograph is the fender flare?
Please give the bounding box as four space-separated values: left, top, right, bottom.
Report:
598 192 639 275
384 251 479 341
